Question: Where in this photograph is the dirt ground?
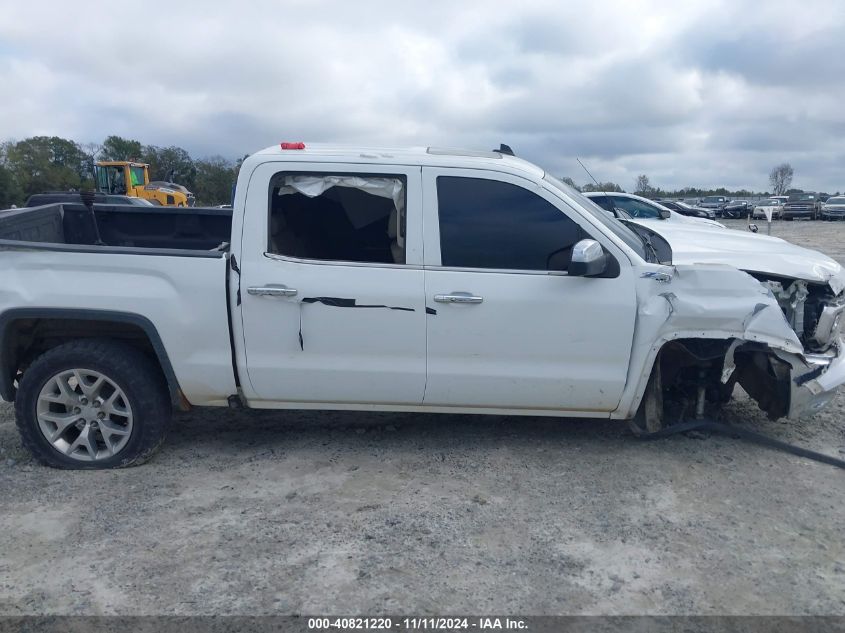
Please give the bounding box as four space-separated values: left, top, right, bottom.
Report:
0 218 843 616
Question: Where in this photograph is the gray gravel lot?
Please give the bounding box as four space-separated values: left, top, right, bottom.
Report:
0 218 843 615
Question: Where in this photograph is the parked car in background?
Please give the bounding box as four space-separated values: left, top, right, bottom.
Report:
698 196 730 216
782 193 821 220
722 200 750 219
820 196 845 220
752 198 784 220
585 192 724 228
657 199 716 219
25 192 155 207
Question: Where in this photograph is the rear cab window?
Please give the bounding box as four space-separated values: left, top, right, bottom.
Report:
266 172 407 265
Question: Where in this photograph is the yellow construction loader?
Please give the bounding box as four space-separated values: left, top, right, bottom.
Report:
95 161 195 207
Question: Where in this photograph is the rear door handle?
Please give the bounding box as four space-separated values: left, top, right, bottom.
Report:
434 293 483 304
247 284 298 297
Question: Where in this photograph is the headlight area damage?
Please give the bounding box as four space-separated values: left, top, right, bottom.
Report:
618 264 845 433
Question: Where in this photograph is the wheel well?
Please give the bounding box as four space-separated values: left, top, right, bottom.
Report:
0 311 188 410
643 337 791 424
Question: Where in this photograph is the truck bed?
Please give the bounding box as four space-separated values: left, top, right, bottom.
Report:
0 204 233 253
0 202 239 406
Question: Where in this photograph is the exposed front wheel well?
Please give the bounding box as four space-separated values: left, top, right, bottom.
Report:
632 338 791 433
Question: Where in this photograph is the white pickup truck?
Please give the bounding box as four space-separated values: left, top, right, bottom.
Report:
2 143 845 469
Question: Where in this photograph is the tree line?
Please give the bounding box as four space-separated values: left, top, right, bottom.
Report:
3 138 835 208
562 163 839 200
562 173 777 199
0 135 244 207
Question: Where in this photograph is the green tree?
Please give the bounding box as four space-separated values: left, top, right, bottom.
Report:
194 156 235 205
100 136 143 162
582 181 623 193
5 136 89 198
141 145 196 190
0 164 22 207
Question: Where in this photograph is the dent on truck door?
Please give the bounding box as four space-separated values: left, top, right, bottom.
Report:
421 169 637 412
235 162 426 405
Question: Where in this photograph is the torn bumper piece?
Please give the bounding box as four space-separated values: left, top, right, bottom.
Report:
785 344 845 417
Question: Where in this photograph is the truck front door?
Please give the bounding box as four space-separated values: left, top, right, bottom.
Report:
421 168 637 413
236 162 426 405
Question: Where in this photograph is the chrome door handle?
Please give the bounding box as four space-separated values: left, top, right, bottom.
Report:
434 293 483 304
247 285 298 297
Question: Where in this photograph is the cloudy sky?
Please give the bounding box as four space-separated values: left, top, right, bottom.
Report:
1 0 844 192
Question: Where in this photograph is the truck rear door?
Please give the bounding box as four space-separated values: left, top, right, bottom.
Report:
235 162 427 405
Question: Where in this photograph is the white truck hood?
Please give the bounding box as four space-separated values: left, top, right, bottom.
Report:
632 221 845 294
664 213 724 229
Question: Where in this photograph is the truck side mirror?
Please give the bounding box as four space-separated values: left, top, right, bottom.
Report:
569 239 607 277
659 209 671 219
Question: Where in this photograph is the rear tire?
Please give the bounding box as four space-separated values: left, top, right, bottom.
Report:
15 339 171 469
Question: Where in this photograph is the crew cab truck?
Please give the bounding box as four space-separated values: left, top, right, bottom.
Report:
698 196 730 216
782 192 822 220
2 143 844 469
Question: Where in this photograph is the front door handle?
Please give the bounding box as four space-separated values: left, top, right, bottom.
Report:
247 284 298 297
434 293 483 304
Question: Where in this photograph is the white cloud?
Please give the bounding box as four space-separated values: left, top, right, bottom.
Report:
0 0 843 191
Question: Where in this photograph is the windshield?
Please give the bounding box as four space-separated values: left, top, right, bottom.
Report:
127 197 154 206
702 196 724 203
543 174 647 261
827 197 845 204
789 193 815 201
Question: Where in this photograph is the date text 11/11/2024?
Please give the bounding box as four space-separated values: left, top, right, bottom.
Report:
307 617 528 630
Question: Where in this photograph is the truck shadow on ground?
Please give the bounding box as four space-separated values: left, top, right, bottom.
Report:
161 392 842 465
166 408 631 452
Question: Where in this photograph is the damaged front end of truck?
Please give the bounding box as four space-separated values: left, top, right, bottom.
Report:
621 263 845 433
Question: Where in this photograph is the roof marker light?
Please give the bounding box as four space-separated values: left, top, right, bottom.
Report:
280 142 306 150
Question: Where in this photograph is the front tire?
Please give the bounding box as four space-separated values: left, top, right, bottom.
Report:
15 339 171 469
629 362 664 436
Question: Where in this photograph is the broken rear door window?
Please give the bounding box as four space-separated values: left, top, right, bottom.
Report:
267 173 407 264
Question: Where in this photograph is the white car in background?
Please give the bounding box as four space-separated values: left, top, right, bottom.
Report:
579 191 845 377
585 192 840 287
752 198 784 220
821 196 845 221
584 191 725 228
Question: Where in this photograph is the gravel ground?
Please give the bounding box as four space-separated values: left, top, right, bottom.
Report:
0 218 844 616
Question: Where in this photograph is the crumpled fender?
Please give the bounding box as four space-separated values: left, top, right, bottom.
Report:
612 263 804 419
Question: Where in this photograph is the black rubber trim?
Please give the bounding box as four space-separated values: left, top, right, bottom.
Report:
0 308 185 408
224 256 242 388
